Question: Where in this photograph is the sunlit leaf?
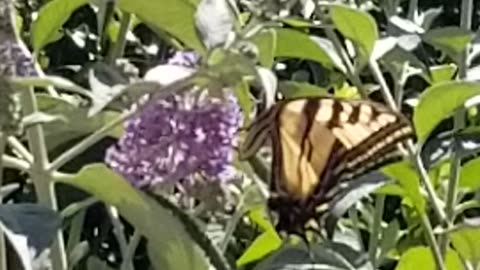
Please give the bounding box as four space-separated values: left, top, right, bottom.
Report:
32 0 90 53
118 0 205 53
330 4 378 60
236 231 281 266
450 226 480 268
395 247 462 270
459 157 480 190
382 162 425 213
414 81 480 141
420 64 457 85
274 29 340 70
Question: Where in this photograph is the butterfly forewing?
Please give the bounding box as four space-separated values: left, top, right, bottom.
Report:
274 100 339 200
239 97 414 236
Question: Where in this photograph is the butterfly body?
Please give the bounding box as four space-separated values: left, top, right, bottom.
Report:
241 97 414 236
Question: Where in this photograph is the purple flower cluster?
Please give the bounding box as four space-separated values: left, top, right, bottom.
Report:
0 40 37 77
105 52 243 188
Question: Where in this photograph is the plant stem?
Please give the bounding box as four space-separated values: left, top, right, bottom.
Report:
120 231 142 270
220 199 245 252
368 195 385 268
66 209 86 255
6 136 33 163
438 0 472 262
1 154 30 171
368 59 446 268
420 213 446 270
407 0 418 20
454 200 480 217
369 59 446 222
48 110 133 172
322 26 369 98
410 146 446 221
22 87 67 270
348 207 364 251
0 133 6 270
107 205 133 270
317 5 445 268
61 197 98 219
106 11 132 65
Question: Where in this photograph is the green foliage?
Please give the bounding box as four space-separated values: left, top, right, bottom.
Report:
395 247 463 270
6 0 480 269
37 94 123 150
58 164 213 270
330 4 378 62
118 0 205 53
238 205 281 265
414 82 480 141
382 162 425 213
423 27 474 63
31 0 90 53
264 28 344 71
459 157 480 190
450 227 480 268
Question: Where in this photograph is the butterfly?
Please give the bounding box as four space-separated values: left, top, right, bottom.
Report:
240 97 414 237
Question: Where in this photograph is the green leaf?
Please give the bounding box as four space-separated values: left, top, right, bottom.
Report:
37 94 123 150
248 206 276 233
106 19 121 43
274 28 339 70
330 4 378 60
204 49 258 88
423 27 473 62
378 220 400 262
450 226 480 268
376 183 405 197
279 81 328 99
420 64 457 85
234 81 254 125
414 81 480 141
251 29 276 68
118 0 205 53
236 231 281 266
334 82 360 99
459 157 480 190
382 162 425 214
395 247 462 270
31 0 90 53
56 164 211 270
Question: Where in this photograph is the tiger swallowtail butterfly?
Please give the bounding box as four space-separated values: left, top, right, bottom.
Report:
240 97 414 237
